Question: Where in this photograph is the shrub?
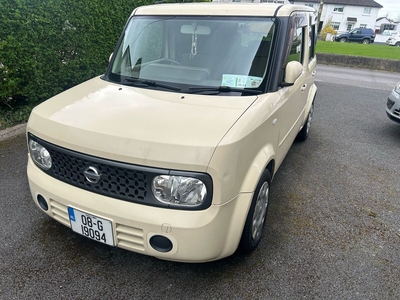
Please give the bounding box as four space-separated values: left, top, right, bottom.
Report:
319 26 337 41
318 17 337 41
0 0 154 128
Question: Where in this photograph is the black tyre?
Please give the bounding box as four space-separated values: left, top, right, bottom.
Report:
296 102 314 142
395 42 400 47
238 169 271 253
362 39 370 44
339 37 347 42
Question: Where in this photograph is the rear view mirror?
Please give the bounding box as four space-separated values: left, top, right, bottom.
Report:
181 25 211 35
283 61 303 85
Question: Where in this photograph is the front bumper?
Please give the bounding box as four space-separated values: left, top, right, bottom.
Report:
386 91 400 124
386 39 398 46
27 157 253 262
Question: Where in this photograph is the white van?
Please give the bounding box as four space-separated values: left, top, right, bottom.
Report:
27 3 317 262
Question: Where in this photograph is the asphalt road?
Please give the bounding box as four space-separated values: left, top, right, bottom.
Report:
1 66 400 299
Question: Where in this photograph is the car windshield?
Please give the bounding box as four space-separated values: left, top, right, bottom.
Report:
107 16 276 93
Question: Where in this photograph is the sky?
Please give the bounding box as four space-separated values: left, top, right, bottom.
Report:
375 0 400 19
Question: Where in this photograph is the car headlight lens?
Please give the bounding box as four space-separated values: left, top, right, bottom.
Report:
394 81 400 94
29 139 52 170
152 175 207 206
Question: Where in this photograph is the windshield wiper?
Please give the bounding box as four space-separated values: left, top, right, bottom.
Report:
187 86 262 95
125 78 181 91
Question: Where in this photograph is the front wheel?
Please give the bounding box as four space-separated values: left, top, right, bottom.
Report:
395 42 400 47
238 169 271 253
340 37 347 42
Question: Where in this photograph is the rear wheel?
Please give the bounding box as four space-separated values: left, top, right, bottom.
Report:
296 102 314 142
362 39 370 44
238 169 271 253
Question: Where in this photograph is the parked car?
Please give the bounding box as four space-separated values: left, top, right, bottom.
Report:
386 81 400 124
335 28 375 44
386 35 400 47
383 30 398 36
26 3 318 262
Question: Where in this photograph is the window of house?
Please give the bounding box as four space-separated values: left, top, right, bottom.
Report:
383 24 396 30
346 23 354 31
363 7 371 15
305 3 314 7
333 6 344 13
331 22 340 30
360 24 367 28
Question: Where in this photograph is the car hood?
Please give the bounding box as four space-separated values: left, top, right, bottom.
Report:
27 77 257 172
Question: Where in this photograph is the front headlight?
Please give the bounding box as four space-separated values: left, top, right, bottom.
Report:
152 175 207 207
28 139 52 170
394 81 400 94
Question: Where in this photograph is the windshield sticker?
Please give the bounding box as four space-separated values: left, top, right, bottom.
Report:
221 74 263 88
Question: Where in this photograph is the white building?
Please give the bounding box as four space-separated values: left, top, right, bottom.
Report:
292 0 382 33
375 17 398 34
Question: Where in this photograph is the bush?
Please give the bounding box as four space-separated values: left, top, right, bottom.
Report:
0 0 154 129
318 26 337 41
318 17 337 41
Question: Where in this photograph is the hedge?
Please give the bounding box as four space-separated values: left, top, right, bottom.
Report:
0 0 155 128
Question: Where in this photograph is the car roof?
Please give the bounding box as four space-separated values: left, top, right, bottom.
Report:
132 3 315 17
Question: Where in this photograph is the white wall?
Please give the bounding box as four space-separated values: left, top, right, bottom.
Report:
296 2 380 33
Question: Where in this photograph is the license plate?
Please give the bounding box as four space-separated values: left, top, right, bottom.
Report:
68 207 114 246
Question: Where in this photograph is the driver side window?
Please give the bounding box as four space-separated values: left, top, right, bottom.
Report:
284 14 307 66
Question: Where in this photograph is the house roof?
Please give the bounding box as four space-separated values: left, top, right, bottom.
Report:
376 17 391 22
293 0 383 8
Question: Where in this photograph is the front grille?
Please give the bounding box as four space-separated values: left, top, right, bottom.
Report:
50 149 148 202
115 224 145 252
49 198 70 227
28 133 169 208
387 98 395 109
28 133 213 210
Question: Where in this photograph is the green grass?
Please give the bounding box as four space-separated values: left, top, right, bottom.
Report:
316 41 400 60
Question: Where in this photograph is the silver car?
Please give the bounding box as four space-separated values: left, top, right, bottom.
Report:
386 81 400 124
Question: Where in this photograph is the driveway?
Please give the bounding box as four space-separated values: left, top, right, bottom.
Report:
1 65 399 299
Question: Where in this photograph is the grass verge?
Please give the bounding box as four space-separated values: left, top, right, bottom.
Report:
316 41 400 60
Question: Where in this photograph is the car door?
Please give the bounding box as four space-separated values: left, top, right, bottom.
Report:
276 14 309 164
349 28 362 42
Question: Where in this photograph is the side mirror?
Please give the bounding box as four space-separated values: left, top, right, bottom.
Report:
283 61 303 86
109 53 113 62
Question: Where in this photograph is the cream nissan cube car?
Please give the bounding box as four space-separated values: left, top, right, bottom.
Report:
27 3 317 262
